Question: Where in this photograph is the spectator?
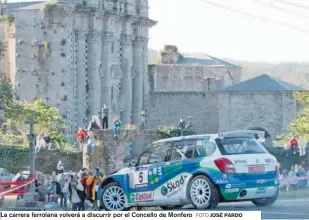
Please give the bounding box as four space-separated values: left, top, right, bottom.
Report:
77 128 87 151
58 174 66 208
177 119 186 136
43 134 52 151
280 168 288 191
16 171 26 201
85 169 104 210
60 175 69 209
85 132 96 155
290 135 298 155
57 161 65 174
45 180 57 203
101 104 109 129
296 165 307 189
113 118 121 137
88 116 101 132
288 165 297 190
69 175 85 211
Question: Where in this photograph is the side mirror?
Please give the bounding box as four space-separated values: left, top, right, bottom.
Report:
129 161 137 167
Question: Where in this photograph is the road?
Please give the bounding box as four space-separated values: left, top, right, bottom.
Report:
2 197 309 219
171 199 309 219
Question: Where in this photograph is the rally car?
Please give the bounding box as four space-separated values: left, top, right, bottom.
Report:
100 130 280 211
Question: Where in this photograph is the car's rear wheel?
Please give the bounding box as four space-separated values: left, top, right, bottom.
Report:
251 191 279 207
101 182 128 211
160 205 183 210
188 175 220 210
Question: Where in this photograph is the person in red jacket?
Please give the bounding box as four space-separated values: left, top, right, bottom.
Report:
290 135 298 154
77 128 86 151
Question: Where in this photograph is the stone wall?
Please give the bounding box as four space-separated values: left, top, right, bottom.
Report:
147 92 218 134
218 92 298 138
149 64 241 92
0 145 82 174
86 129 159 174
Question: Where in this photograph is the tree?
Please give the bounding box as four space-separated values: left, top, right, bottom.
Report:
0 78 14 110
276 92 309 141
1 99 66 147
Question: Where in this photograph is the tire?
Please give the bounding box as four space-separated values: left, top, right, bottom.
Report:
187 175 220 210
101 182 129 211
251 191 279 207
160 205 183 210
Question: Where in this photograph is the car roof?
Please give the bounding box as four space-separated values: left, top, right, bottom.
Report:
153 134 218 144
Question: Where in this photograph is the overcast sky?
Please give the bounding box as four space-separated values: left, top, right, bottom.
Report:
8 0 309 62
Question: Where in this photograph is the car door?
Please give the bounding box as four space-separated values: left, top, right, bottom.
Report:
128 142 170 205
161 139 204 201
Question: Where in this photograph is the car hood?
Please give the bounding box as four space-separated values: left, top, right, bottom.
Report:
112 167 131 175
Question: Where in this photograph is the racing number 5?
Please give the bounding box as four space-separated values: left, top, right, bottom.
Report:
139 171 143 183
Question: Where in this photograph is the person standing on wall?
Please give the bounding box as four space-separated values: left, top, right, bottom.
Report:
101 104 109 129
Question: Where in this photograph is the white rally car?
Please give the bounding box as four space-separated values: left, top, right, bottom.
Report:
99 130 280 211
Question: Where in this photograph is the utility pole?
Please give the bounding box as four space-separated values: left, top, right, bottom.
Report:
25 112 37 194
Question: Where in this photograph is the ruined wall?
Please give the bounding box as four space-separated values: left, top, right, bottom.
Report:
217 92 297 138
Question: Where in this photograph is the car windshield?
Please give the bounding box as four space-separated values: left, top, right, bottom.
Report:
215 137 268 155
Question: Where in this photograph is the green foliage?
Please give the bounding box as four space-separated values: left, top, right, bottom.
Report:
277 92 309 142
3 14 15 25
0 145 83 174
1 99 66 147
157 126 196 139
40 3 59 16
0 78 14 111
0 145 28 173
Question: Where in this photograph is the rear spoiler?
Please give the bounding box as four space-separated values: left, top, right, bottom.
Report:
218 130 265 143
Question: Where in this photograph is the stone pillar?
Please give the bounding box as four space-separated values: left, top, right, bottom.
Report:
121 34 134 125
101 32 113 123
76 31 88 127
67 30 77 141
88 31 103 117
132 36 147 125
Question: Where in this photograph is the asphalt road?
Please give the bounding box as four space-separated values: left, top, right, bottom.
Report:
2 197 309 219
171 199 309 219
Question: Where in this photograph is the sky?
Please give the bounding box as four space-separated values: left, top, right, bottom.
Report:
7 0 309 62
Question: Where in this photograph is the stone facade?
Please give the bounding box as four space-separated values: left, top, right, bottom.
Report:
217 92 301 139
8 0 156 141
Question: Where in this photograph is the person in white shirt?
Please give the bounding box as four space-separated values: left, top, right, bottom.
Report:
69 175 85 211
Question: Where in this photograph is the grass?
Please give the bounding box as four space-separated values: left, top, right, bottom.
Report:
278 188 309 199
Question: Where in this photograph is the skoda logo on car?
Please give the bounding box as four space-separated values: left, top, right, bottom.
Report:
161 174 187 197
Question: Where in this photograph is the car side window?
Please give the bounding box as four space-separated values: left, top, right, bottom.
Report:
171 139 199 161
137 142 169 166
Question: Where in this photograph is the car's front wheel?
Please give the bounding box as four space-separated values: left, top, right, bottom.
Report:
101 182 128 211
188 175 220 210
251 191 279 207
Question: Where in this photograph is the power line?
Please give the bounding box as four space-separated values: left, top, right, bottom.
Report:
273 0 309 11
199 0 309 34
252 0 309 19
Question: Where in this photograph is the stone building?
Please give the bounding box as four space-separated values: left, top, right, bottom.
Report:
217 74 305 144
0 1 45 75
147 45 242 134
6 0 156 140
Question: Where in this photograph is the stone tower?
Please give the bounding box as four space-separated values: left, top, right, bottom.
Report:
0 0 8 16
12 0 156 141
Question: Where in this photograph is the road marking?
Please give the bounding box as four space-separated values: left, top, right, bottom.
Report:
263 212 309 217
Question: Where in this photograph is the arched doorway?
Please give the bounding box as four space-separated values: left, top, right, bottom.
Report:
247 127 273 148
